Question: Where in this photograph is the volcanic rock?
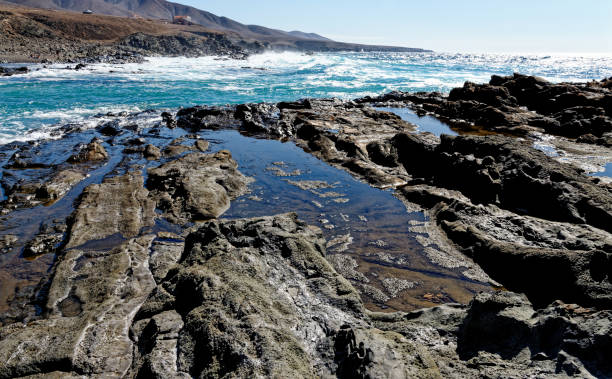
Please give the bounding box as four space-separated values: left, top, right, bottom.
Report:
146 151 252 223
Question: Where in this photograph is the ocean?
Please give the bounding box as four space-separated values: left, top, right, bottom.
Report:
1 51 612 144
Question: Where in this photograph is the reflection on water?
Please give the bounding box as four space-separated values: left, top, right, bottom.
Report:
375 107 458 137
590 162 612 178
208 130 489 311
0 122 490 319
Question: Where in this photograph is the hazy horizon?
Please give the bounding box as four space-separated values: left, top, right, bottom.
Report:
181 0 612 54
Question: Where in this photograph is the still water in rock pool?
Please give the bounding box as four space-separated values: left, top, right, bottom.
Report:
0 114 490 316
591 162 612 179
208 130 490 311
375 107 458 137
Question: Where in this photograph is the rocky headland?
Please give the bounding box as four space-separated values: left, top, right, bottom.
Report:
0 74 611 377
0 4 256 63
0 3 427 64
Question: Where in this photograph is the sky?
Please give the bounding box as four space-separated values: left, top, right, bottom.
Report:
179 0 612 53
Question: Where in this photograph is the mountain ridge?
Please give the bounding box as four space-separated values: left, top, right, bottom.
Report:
3 0 428 51
4 0 336 43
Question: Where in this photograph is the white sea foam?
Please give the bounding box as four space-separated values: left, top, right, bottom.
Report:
0 105 146 144
2 51 612 144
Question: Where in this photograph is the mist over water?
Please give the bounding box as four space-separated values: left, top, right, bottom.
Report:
1 51 612 144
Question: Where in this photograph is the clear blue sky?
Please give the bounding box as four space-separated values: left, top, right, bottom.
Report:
179 0 612 53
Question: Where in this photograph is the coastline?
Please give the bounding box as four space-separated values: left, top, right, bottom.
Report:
0 4 427 65
0 73 611 377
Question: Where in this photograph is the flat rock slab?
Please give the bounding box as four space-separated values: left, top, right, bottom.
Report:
66 171 155 248
0 236 156 378
147 151 252 224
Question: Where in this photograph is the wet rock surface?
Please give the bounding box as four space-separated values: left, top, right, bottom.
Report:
0 236 157 378
67 138 109 163
65 170 155 248
147 151 252 224
0 66 28 76
202 80 611 314
0 74 611 377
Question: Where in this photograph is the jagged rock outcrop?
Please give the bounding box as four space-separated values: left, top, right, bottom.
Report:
131 213 367 377
3 213 606 378
35 169 86 203
392 134 612 232
360 74 612 146
175 106 237 131
67 138 109 163
0 66 27 76
374 291 612 378
188 89 612 313
0 77 611 378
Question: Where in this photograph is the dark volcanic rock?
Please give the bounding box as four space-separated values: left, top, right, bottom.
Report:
456 291 612 378
234 103 294 137
131 213 359 377
0 66 28 76
394 134 612 232
144 143 161 159
175 106 236 131
67 138 109 163
35 169 85 203
368 74 612 142
0 203 610 377
97 122 122 136
162 143 193 157
130 213 435 378
0 234 17 254
231 94 612 312
161 111 177 129
388 133 612 308
0 85 611 378
0 236 157 378
428 197 612 308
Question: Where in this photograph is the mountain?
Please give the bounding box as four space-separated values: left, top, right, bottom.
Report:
2 0 337 42
287 31 331 42
3 0 428 52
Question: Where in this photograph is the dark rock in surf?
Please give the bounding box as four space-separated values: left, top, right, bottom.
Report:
67 139 109 163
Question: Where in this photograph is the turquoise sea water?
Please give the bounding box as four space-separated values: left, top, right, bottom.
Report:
1 51 612 144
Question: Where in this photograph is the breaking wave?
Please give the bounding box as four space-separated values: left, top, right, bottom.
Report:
1 51 612 143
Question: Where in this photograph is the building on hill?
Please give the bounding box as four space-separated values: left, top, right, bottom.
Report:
173 15 192 25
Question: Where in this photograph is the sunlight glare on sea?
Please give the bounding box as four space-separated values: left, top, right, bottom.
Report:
1 51 612 144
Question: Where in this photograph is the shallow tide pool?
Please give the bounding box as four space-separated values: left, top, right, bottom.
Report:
0 124 490 315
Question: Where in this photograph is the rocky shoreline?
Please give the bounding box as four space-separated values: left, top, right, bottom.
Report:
0 74 611 377
0 4 425 65
0 31 252 64
0 5 255 64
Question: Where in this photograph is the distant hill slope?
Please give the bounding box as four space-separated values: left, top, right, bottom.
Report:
3 0 428 52
0 3 254 63
4 0 334 42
